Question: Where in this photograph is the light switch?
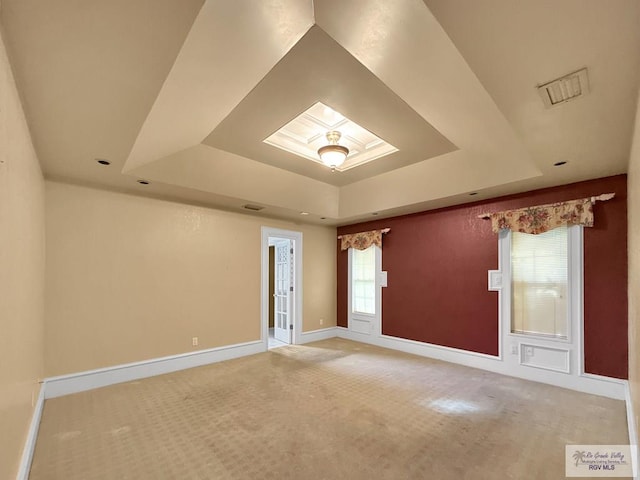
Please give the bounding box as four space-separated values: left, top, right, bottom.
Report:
379 271 388 287
488 270 502 291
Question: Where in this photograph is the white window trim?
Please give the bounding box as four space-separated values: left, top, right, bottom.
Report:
499 225 584 375
347 245 382 337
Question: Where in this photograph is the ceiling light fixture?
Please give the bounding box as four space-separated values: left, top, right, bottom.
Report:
317 131 349 171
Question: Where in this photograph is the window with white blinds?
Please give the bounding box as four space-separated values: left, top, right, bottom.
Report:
511 225 568 338
352 246 376 314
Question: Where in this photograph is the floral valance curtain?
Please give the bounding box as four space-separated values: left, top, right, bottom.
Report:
478 193 614 235
338 228 390 251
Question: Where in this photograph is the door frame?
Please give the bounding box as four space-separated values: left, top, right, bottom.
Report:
272 238 292 344
261 227 303 348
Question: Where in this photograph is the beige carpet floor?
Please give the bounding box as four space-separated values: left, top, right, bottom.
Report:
29 338 629 479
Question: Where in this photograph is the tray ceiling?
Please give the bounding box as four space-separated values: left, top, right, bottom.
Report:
1 0 639 225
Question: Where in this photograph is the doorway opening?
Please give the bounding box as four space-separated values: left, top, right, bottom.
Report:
261 227 303 350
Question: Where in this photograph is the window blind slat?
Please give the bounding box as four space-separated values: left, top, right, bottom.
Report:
352 246 376 314
511 226 568 338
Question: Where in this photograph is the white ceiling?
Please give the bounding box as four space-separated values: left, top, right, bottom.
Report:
2 0 639 225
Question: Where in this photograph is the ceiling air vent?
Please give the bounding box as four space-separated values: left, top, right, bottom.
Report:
537 68 589 108
242 204 265 212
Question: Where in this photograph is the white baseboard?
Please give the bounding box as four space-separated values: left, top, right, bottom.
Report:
16 383 45 480
44 340 265 399
299 327 339 344
17 328 633 478
625 381 639 479
336 327 626 400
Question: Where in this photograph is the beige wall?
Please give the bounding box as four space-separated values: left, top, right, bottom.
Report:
0 28 45 480
629 91 640 446
45 181 336 377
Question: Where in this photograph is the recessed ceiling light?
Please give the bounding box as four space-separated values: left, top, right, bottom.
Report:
137 180 150 185
320 217 326 220
372 212 379 216
96 159 110 165
242 204 265 212
554 161 568 167
469 192 478 196
300 212 310 216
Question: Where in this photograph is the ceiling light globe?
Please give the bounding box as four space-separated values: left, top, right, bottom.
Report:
318 145 348 168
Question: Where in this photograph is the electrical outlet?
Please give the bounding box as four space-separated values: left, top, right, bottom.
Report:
320 318 324 326
510 344 518 355
192 337 198 346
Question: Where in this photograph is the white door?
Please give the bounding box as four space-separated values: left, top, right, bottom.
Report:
273 239 292 344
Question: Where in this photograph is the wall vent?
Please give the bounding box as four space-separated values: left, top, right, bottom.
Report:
537 68 589 108
242 204 265 211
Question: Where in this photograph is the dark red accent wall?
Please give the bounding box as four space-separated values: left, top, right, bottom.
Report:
337 175 628 379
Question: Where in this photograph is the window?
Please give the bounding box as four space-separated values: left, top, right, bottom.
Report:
352 246 376 314
511 225 568 339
